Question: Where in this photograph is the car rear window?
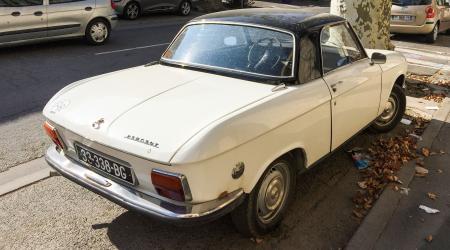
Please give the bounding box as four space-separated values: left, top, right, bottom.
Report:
392 0 432 6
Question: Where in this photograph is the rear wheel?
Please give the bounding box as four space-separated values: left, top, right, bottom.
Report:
426 24 439 43
370 84 406 133
231 157 296 237
124 2 140 20
85 19 110 45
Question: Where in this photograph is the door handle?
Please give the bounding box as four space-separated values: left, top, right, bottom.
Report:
85 6 93 11
330 81 343 92
34 11 43 16
11 11 20 16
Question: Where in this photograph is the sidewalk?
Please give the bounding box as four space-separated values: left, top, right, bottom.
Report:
373 107 450 249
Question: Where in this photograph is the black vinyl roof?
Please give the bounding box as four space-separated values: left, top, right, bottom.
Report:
190 8 346 34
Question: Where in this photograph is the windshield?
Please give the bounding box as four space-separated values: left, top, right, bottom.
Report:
162 23 295 78
392 0 432 6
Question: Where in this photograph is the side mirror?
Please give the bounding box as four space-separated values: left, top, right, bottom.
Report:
371 52 387 64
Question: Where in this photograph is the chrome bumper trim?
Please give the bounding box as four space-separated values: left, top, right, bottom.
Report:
45 146 244 223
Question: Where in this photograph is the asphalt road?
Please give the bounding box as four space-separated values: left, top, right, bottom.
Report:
0 14 194 121
0 14 196 172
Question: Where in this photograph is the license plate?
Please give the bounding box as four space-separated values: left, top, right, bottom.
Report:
75 144 135 185
391 15 415 22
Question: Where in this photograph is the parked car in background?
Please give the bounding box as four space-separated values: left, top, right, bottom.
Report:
390 0 450 43
113 0 193 20
222 0 249 9
0 0 118 46
43 9 407 236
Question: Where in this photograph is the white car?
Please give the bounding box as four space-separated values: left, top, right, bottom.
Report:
43 9 407 236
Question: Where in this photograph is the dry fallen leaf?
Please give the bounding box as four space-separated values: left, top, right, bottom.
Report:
438 169 443 174
358 181 368 189
426 235 433 243
428 192 438 200
416 166 429 177
439 150 445 154
422 147 430 157
353 210 364 218
251 238 264 244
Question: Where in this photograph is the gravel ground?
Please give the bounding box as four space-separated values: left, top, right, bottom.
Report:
0 112 51 173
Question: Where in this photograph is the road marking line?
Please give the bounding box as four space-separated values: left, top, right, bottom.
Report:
95 43 170 55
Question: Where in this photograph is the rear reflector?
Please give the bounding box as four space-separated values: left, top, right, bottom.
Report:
110 0 117 10
43 121 65 150
151 169 191 202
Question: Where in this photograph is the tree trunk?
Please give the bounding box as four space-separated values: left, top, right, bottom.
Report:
330 0 393 50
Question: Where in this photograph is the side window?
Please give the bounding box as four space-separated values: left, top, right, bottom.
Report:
320 23 366 74
50 0 84 4
299 32 321 84
0 0 43 6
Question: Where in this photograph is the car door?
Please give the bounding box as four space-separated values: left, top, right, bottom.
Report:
143 0 177 12
0 0 47 44
46 0 95 37
321 23 382 150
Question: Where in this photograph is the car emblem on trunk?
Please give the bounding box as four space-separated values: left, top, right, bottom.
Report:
124 135 160 148
92 118 105 129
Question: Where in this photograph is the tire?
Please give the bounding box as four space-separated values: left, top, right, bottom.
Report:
370 84 406 133
426 24 438 43
178 0 191 16
231 157 296 237
85 19 111 45
124 1 140 20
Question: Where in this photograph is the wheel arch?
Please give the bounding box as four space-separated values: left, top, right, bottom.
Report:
394 74 405 88
244 146 307 194
86 16 111 33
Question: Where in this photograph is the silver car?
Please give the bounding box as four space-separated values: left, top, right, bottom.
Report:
0 0 118 47
113 0 193 20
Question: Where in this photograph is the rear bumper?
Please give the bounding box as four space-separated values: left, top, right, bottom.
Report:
390 22 435 34
107 14 119 29
45 146 244 224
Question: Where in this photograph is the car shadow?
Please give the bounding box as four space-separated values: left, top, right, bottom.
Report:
102 127 407 249
391 33 450 48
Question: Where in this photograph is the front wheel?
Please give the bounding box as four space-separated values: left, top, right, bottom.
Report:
124 2 140 20
370 84 406 133
178 0 191 16
85 19 110 45
231 158 296 237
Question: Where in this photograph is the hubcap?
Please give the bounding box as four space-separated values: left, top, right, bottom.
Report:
181 2 190 15
257 162 290 223
90 22 108 43
375 96 398 126
127 4 139 19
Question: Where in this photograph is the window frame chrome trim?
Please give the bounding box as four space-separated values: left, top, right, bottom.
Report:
319 21 369 76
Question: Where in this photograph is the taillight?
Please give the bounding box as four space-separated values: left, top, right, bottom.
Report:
110 0 117 10
151 169 191 202
426 6 435 18
43 121 65 150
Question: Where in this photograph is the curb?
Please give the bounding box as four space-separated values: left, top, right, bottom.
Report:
0 157 56 196
346 98 450 250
